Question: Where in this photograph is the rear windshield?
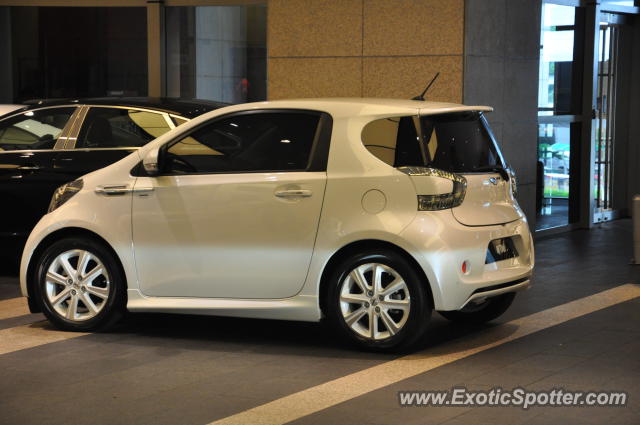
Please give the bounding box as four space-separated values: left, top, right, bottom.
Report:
421 112 504 173
361 112 504 173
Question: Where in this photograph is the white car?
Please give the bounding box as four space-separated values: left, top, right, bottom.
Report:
20 98 534 351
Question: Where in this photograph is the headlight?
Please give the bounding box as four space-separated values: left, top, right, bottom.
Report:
48 179 83 213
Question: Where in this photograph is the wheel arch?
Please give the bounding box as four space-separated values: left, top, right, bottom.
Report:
318 239 434 317
25 227 127 311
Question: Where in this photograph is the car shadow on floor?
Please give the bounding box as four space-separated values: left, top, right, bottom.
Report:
98 310 519 360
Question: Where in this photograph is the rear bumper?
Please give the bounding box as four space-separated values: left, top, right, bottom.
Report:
460 277 530 309
400 211 534 311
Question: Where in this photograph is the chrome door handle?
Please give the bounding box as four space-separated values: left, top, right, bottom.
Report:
95 185 131 196
133 186 154 194
17 165 41 170
95 185 154 196
274 189 312 199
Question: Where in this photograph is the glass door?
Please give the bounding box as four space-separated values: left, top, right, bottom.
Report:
536 2 584 231
593 16 625 223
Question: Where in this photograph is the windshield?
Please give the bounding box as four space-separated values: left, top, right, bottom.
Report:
420 112 505 173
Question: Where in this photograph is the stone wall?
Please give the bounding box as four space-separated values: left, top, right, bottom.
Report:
267 0 464 103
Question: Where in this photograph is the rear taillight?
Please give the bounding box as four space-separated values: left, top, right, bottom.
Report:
398 166 467 211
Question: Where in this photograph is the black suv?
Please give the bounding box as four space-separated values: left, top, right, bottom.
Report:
0 97 225 264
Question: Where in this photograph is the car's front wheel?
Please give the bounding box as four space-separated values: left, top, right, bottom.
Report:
34 237 126 331
326 249 432 352
439 292 516 324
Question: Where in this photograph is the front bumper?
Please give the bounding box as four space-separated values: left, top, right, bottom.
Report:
400 211 534 311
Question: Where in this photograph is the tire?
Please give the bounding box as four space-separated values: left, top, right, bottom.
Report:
325 249 432 352
34 236 126 332
439 292 516 324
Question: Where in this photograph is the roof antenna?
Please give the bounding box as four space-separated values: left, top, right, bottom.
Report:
412 72 440 101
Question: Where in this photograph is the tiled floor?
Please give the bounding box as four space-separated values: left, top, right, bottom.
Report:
0 219 638 425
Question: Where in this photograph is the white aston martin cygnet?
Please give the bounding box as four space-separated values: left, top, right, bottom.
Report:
20 98 534 351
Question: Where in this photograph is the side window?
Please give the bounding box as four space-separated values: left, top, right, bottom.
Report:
164 112 321 174
170 116 189 127
0 107 75 151
361 116 423 167
76 107 172 148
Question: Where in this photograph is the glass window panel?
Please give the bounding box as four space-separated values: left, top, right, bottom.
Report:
9 7 147 101
421 113 504 172
0 107 75 151
165 112 320 174
537 122 572 230
76 108 171 149
361 117 422 167
538 3 577 116
165 5 267 103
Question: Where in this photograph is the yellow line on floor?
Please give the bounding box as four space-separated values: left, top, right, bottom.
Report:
207 283 640 425
0 321 88 356
0 297 31 320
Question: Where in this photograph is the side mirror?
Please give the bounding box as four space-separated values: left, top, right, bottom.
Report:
142 147 161 177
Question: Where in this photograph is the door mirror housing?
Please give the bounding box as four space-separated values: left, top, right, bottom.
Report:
142 147 162 176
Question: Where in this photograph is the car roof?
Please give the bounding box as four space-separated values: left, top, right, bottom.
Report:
215 98 494 118
0 104 25 117
15 97 229 118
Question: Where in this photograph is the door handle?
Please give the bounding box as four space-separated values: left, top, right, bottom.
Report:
95 185 154 196
95 185 131 196
17 165 41 171
274 189 312 199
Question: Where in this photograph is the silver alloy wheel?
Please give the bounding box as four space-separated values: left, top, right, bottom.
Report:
339 263 411 341
45 249 111 322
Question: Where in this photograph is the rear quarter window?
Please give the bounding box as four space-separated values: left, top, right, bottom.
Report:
361 116 424 167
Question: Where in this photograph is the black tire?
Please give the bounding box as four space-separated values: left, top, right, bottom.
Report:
34 236 126 332
325 249 432 352
439 292 516 324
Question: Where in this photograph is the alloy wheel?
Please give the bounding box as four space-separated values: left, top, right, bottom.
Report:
44 249 111 321
339 263 411 341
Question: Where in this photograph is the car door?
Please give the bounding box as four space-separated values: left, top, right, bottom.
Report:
131 110 331 299
0 106 78 256
53 106 175 181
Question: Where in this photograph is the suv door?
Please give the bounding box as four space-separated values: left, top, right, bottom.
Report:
131 110 331 299
0 106 78 258
53 106 175 181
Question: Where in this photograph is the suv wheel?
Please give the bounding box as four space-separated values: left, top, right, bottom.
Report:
326 249 432 352
439 293 515 324
34 237 126 331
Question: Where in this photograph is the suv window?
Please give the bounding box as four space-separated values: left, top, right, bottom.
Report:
164 112 321 174
0 107 75 151
76 107 172 148
361 116 424 167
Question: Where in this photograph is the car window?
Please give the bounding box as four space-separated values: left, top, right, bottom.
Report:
164 112 321 174
361 116 424 167
0 107 75 151
421 112 504 172
170 116 189 126
76 107 172 149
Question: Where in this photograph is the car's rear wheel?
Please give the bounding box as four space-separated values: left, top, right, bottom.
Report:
439 292 515 324
34 237 126 331
326 249 432 352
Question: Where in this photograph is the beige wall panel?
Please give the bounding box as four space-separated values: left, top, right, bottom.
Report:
363 0 463 56
268 0 363 57
363 55 462 102
268 57 362 99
